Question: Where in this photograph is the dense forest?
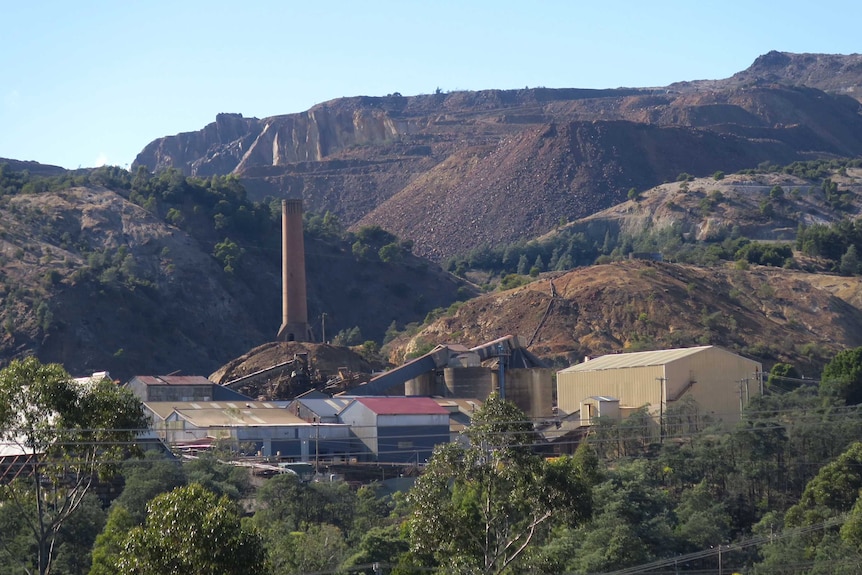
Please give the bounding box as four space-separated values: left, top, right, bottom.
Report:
4 348 862 574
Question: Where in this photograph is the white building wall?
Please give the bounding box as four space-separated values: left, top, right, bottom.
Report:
377 414 449 427
338 403 378 454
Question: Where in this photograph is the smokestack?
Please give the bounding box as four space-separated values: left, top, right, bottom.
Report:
276 199 309 342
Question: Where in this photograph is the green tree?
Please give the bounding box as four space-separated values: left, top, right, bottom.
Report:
567 459 675 573
333 326 363 346
183 452 251 501
89 505 136 575
407 393 591 574
213 237 243 274
342 525 410 574
379 242 403 263
821 347 862 405
111 452 187 523
841 245 861 276
673 481 731 551
767 362 802 391
516 254 529 275
284 523 349 575
0 357 147 575
352 240 372 261
117 483 267 575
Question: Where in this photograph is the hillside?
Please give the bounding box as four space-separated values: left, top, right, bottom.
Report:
388 260 862 375
133 52 862 261
4 53 862 379
554 166 862 248
0 173 471 379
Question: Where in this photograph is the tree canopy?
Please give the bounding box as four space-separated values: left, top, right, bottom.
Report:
407 393 592 574
0 357 146 575
117 483 267 575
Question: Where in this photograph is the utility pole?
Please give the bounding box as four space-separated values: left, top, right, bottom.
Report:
314 420 319 473
321 312 327 344
656 376 666 443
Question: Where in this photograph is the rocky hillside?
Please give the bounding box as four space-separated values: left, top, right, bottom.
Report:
387 260 862 376
0 174 470 380
5 52 862 381
553 166 862 248
677 51 862 101
133 52 862 261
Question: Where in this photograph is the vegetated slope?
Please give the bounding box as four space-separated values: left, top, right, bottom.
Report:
132 53 862 261
388 260 862 376
554 166 862 249
0 182 470 380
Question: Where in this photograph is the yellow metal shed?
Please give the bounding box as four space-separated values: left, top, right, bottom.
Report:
556 346 762 425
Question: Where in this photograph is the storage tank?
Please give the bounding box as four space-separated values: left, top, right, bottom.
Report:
405 371 436 396
444 367 493 399
493 368 553 419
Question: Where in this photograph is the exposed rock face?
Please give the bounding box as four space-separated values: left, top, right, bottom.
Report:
133 53 862 261
135 113 264 176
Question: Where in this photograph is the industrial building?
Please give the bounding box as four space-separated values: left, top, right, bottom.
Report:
125 375 250 403
556 345 762 426
338 396 450 464
350 335 553 420
143 400 353 460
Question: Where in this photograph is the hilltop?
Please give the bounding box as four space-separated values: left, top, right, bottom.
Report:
134 52 862 261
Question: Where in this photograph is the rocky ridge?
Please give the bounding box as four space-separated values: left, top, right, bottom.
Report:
133 53 862 261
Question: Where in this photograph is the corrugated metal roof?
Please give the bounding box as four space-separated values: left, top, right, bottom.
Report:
356 396 449 415
559 346 714 372
295 397 352 418
133 375 214 386
145 401 291 421
0 439 36 458
173 407 309 427
432 398 483 414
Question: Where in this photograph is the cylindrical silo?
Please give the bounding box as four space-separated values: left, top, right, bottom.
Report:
492 368 553 419
444 367 494 399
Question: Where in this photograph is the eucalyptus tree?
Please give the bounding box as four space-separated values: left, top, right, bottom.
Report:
0 357 146 575
407 393 592 575
117 483 267 575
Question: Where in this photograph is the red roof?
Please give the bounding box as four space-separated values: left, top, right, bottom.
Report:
355 397 449 415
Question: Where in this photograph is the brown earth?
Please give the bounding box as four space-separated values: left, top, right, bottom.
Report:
0 185 470 380
133 53 862 261
387 260 862 376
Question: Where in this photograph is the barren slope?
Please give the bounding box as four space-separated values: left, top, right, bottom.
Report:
132 54 862 261
389 261 862 375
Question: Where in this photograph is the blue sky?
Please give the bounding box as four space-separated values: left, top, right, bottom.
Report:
2 0 861 170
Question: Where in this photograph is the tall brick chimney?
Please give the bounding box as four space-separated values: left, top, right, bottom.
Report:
276 199 309 342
